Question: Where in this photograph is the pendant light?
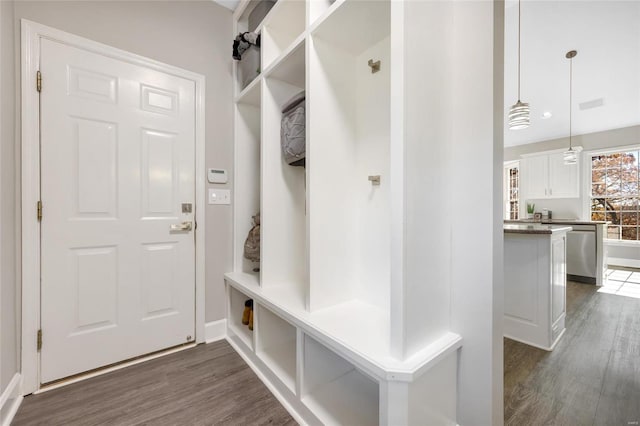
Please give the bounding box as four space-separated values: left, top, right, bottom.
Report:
564 50 578 165
509 0 530 130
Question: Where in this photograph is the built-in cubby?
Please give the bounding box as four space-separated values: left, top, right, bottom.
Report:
255 305 297 393
261 0 306 69
228 1 466 424
234 85 261 276
302 334 379 426
308 0 390 312
260 39 307 307
227 285 254 349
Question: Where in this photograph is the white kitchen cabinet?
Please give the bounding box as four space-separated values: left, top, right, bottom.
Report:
548 152 580 198
523 155 548 198
522 150 581 199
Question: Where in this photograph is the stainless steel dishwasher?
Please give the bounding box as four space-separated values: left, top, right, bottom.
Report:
566 224 597 284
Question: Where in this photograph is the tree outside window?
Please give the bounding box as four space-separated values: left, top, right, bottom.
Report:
591 151 639 240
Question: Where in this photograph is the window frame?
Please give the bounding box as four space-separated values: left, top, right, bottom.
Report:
586 145 640 244
503 160 520 220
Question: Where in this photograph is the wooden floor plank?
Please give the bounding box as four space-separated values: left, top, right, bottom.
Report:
14 276 640 425
505 279 640 426
13 340 296 426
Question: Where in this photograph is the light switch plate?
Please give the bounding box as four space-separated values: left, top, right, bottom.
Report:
208 188 231 205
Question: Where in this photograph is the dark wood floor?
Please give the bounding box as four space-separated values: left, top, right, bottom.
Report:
505 279 640 426
14 277 640 425
13 340 296 426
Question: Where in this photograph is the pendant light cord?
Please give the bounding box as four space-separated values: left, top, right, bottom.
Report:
569 55 572 150
517 0 521 102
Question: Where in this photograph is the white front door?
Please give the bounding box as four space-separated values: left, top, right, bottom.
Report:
40 38 196 383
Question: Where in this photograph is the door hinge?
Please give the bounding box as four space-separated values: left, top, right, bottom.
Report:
37 329 42 351
36 71 42 92
37 201 43 221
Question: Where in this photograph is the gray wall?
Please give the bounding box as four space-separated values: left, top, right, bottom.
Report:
10 1 234 332
1 0 18 393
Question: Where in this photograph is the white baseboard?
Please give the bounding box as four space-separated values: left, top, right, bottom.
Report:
205 319 227 343
0 373 23 426
607 257 640 269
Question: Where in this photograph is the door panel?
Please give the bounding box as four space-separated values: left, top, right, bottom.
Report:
74 118 118 217
40 38 196 383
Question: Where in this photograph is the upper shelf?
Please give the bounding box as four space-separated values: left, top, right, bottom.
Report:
261 0 306 69
263 35 305 89
235 0 276 33
312 0 390 54
236 74 262 107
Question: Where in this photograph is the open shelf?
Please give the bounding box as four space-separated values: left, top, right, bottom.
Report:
236 75 262 106
236 0 276 34
261 0 306 69
307 6 390 312
308 0 339 28
234 90 261 275
236 46 261 92
228 285 254 349
312 0 389 55
302 334 379 426
234 1 276 93
256 304 297 393
260 36 307 301
263 36 305 88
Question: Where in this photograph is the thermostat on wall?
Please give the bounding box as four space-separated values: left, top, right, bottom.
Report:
207 168 228 184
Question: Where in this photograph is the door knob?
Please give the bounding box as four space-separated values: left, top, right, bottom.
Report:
170 221 192 232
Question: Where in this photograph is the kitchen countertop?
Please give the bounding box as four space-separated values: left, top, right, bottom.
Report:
504 219 609 226
504 224 573 235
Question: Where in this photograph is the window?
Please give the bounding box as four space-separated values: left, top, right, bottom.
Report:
590 151 640 241
504 162 519 220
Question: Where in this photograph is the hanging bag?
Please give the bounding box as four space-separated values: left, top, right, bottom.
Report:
280 91 306 167
243 213 260 267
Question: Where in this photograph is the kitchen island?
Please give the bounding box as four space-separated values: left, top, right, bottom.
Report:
505 219 608 285
504 224 572 350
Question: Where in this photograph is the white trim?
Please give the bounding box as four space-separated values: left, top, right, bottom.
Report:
584 145 640 228
20 19 206 394
605 239 640 247
503 327 566 352
581 150 591 219
205 319 228 343
607 257 640 269
583 143 640 157
0 373 23 426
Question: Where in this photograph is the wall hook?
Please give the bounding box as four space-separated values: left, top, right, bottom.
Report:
368 175 381 185
368 59 381 74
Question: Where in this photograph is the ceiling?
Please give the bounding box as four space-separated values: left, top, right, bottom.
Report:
504 0 640 147
213 0 239 11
